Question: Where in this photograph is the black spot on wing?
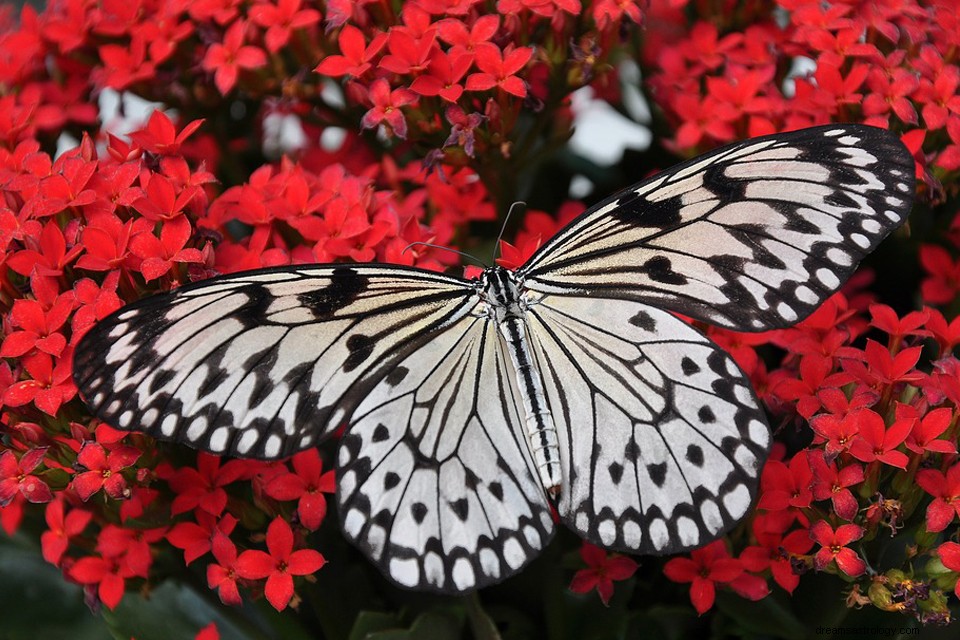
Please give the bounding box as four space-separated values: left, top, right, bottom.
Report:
384 472 400 490
450 498 469 521
488 482 504 501
385 366 409 386
372 424 389 442
686 444 704 467
608 462 624 484
680 357 700 376
411 502 428 524
698 405 716 423
297 267 369 319
642 256 688 285
647 462 667 488
344 334 375 372
629 311 656 331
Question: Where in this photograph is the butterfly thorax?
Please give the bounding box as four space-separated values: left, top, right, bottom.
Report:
480 267 562 499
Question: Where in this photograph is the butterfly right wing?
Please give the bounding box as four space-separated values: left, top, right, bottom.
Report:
73 264 478 460
337 310 554 593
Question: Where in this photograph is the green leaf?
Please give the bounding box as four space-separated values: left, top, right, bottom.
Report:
348 611 403 640
714 591 807 640
0 537 109 640
103 580 271 640
351 610 463 640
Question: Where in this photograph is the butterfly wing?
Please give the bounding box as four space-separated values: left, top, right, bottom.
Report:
520 125 914 331
527 294 768 554
337 311 554 593
73 264 478 460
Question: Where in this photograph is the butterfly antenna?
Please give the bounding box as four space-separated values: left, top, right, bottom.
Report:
402 242 487 267
493 201 527 261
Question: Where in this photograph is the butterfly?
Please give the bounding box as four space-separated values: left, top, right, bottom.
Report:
73 124 914 594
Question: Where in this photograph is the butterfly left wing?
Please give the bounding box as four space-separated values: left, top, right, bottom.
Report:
73 265 478 460
519 124 914 331
526 293 769 554
337 311 554 593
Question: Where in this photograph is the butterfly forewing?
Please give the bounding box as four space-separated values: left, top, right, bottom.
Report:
520 125 914 331
74 265 477 460
337 312 554 593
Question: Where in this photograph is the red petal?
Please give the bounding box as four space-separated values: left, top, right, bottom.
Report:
689 577 715 615
265 517 294 559
286 549 325 575
937 541 960 571
72 471 105 501
264 572 294 611
234 550 275 580
663 557 699 583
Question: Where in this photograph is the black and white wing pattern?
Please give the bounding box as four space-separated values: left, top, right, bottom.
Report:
526 294 768 555
74 265 478 460
337 314 554 592
73 123 915 595
520 125 915 330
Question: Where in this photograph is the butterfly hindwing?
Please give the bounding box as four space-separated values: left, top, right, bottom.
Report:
520 125 914 331
526 293 769 554
337 312 554 593
74 265 476 460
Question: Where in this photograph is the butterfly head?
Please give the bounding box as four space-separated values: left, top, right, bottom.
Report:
477 266 526 323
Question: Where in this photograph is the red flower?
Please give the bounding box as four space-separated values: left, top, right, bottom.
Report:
72 442 142 501
201 21 267 95
663 540 743 614
465 44 532 97
360 79 417 139
264 449 335 531
410 50 472 102
130 216 205 281
809 521 866 577
315 25 387 78
808 450 864 521
0 294 73 358
0 448 54 506
378 25 437 75
772 354 851 419
250 0 320 53
127 110 204 156
161 454 259 517
2 351 76 415
75 214 150 273
5 219 83 295
916 462 960 532
840 340 924 388
168 513 238 565
207 532 243 606
920 245 960 304
740 527 813 594
868 304 930 344
96 36 155 90
937 542 960 596
68 553 134 609
757 453 813 512
847 409 911 469
437 14 499 57
568 542 638 606
234 517 325 611
926 307 960 354
903 406 956 455
40 498 92 565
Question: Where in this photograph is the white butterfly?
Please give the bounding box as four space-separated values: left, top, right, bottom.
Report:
74 125 914 593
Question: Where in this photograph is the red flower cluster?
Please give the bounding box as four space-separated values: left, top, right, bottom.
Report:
1 0 959 629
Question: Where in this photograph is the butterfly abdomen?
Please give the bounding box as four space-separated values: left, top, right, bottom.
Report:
482 268 562 497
